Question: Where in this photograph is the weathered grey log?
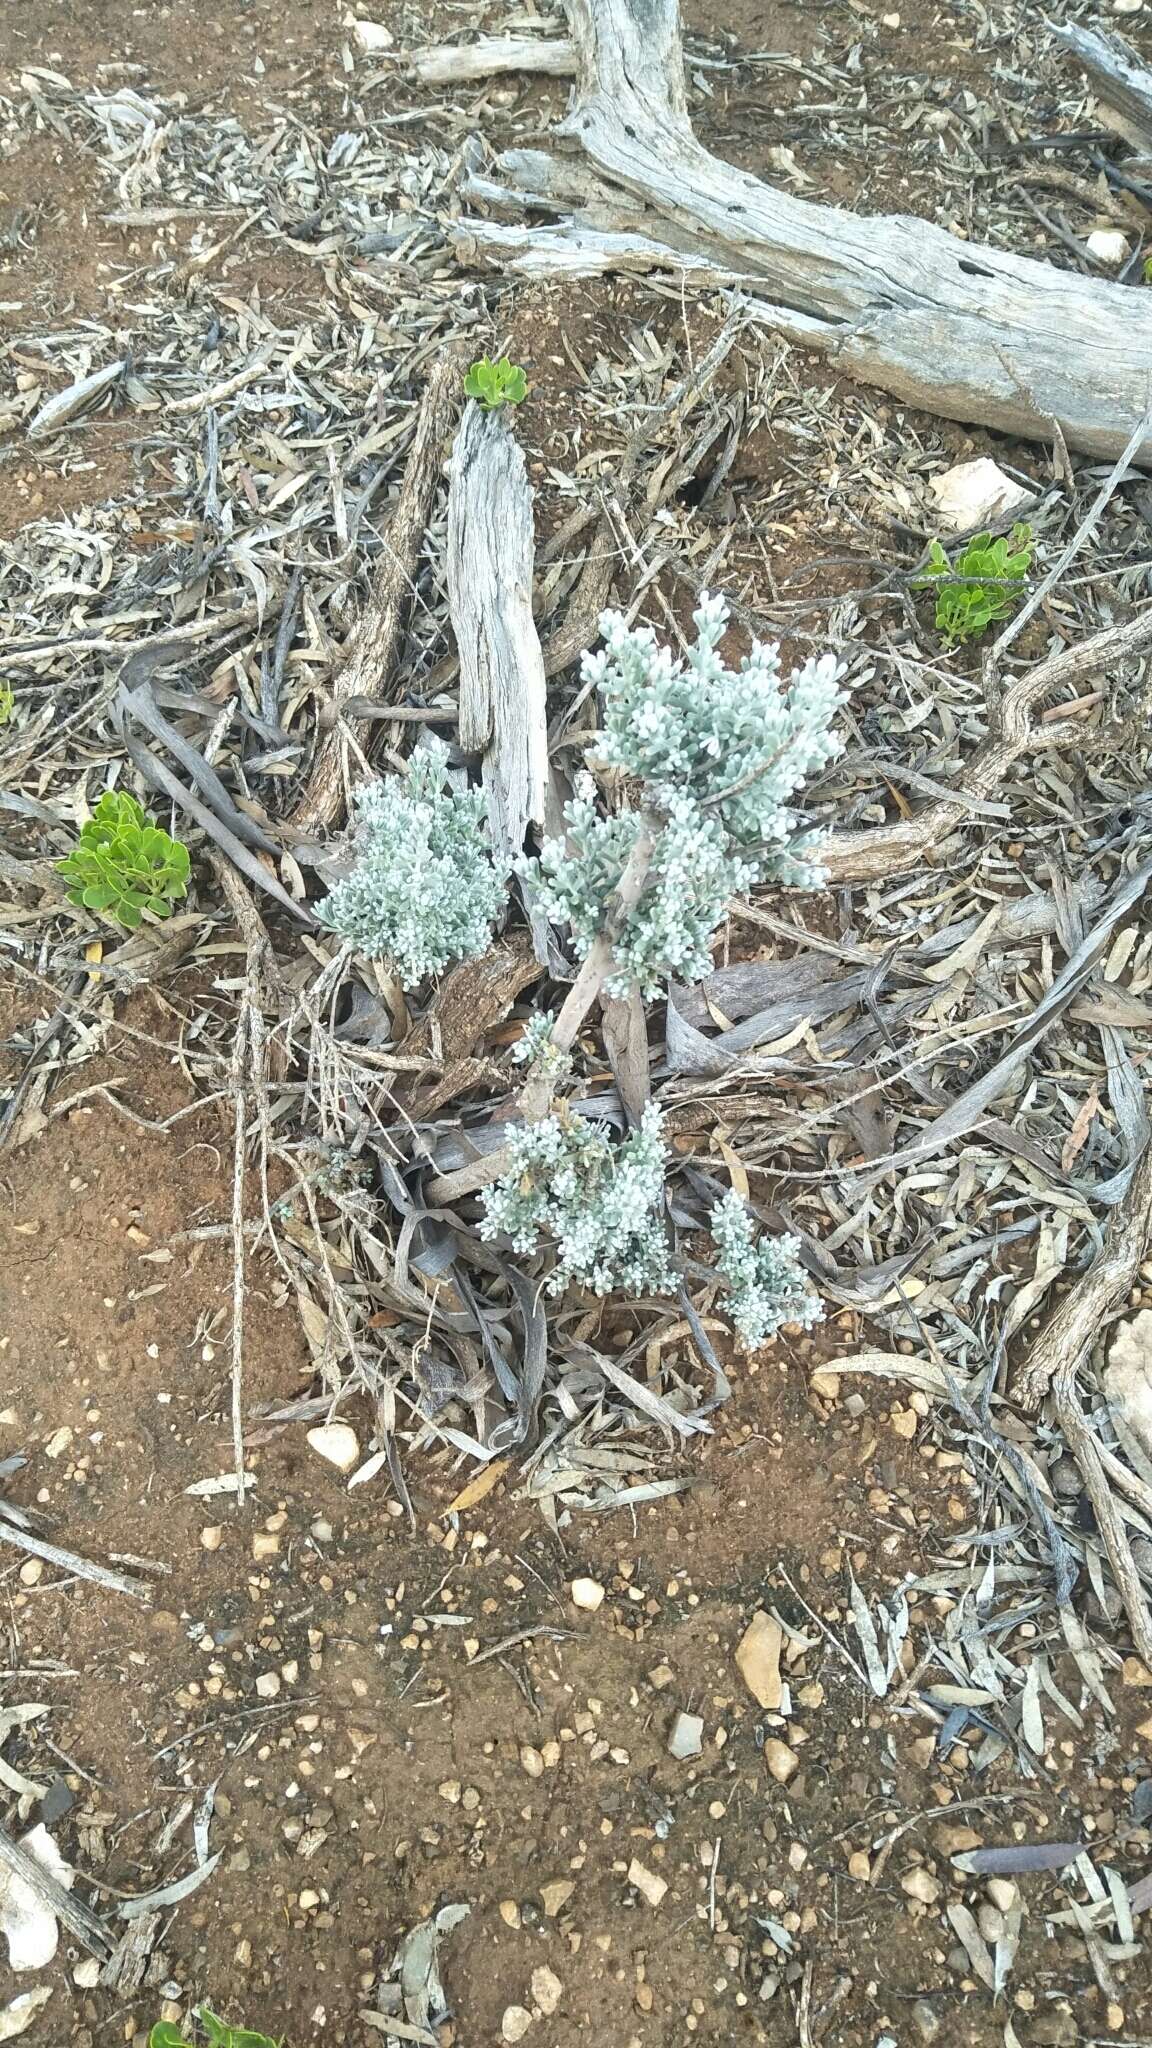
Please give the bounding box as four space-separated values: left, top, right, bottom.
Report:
1051 19 1152 153
456 0 1152 463
408 34 576 83
446 404 548 875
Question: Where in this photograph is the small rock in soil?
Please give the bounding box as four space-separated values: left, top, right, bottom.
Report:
1029 2009 1077 2047
628 1858 668 1907
667 1711 704 1760
531 1967 562 2017
539 1880 574 1918
306 1422 360 1474
935 1824 982 1856
762 1738 798 1784
911 2000 940 2041
502 2006 533 2043
901 1867 941 1905
570 1576 605 1611
735 1610 783 1709
927 456 1034 533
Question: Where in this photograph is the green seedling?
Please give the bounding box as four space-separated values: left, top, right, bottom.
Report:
912 522 1034 647
1144 254 1152 285
57 789 191 928
150 2008 280 2048
464 355 528 410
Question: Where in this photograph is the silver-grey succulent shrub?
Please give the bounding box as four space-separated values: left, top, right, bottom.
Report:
315 737 504 988
523 593 846 997
709 1188 822 1349
479 1103 675 1297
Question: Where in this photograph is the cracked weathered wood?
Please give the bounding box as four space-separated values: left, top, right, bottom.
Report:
456 0 1152 463
446 403 548 875
408 34 576 83
1051 19 1152 154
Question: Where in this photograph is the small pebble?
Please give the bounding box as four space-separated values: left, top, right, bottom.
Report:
1086 229 1130 268
199 1525 224 1551
628 1857 668 1907
255 1671 281 1700
736 1611 783 1710
539 1879 574 1917
901 1867 941 1905
18 1559 44 1586
502 2005 533 2043
520 1745 545 1778
531 1967 562 2018
763 1739 799 1785
570 1577 605 1611
667 1711 704 1760
306 1422 360 1473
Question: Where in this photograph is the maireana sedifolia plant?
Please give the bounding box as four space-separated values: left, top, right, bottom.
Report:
480 594 842 1328
525 593 847 998
709 1190 821 1349
479 1103 675 1297
316 737 504 988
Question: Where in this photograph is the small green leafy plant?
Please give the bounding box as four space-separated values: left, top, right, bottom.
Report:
57 790 191 928
912 523 1034 647
150 2008 279 2048
1144 254 1152 285
464 355 528 410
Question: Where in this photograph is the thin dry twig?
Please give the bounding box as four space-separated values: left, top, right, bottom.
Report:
291 348 467 836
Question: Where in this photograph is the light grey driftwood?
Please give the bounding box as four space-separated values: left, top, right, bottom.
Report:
455 0 1152 463
1051 19 1152 153
408 35 576 83
446 403 548 875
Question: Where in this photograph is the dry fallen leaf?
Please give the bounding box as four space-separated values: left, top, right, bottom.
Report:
446 1458 509 1514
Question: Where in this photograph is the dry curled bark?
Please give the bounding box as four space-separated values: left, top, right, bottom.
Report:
456 0 1152 463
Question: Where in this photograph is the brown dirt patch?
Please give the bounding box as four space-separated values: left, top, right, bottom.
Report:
3 1005 1151 2046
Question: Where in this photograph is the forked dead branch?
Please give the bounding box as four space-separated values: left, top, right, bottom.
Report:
450 0 1152 463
